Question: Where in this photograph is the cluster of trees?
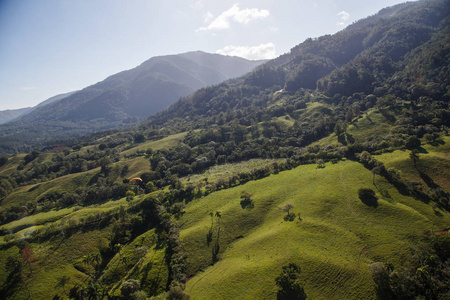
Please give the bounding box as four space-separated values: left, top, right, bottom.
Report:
370 234 449 300
357 151 449 210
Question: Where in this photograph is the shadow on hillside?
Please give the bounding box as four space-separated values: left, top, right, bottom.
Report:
360 196 378 208
418 171 439 189
338 133 355 145
206 228 213 246
379 108 396 123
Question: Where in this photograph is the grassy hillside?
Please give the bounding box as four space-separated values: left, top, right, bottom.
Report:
375 136 450 193
180 159 449 299
0 135 448 299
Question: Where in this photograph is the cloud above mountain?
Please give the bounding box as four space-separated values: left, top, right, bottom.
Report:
337 11 350 26
197 3 270 32
216 43 276 60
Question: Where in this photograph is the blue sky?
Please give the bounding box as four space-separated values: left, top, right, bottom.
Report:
0 0 414 110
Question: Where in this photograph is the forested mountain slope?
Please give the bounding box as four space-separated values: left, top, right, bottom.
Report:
0 52 264 155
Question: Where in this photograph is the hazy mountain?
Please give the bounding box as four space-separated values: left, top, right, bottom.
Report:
0 52 265 153
0 107 32 124
33 91 78 109
0 91 77 125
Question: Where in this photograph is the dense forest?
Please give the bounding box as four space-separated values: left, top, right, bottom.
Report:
0 0 449 299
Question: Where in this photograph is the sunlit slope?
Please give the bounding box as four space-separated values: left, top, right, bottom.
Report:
180 160 449 299
376 136 450 192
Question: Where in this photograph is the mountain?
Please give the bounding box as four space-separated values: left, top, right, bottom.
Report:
0 51 265 154
0 1 449 299
0 107 32 125
0 91 77 125
33 91 78 109
148 0 448 125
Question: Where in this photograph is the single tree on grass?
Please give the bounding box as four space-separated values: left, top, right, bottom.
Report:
282 203 295 217
282 203 296 221
409 149 420 169
240 191 254 209
215 211 221 230
371 166 381 185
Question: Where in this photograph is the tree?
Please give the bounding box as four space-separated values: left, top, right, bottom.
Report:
316 159 325 168
405 136 421 149
209 211 214 227
126 190 135 201
215 211 221 228
409 149 420 169
121 279 140 298
167 284 190 300
368 262 394 300
371 166 381 185
145 181 156 193
282 203 295 216
0 156 8 167
275 263 307 300
240 191 254 209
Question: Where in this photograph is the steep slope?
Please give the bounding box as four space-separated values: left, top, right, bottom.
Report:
0 52 264 154
146 0 448 125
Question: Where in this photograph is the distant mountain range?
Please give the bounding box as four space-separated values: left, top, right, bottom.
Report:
0 91 77 125
0 52 265 153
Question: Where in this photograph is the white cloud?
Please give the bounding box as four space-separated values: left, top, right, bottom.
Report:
204 11 214 23
216 43 276 60
197 3 270 32
337 11 350 26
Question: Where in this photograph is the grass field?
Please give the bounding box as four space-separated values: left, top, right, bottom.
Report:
180 158 285 186
1 170 97 209
180 159 449 299
347 109 395 143
1 129 448 299
121 132 189 156
375 136 450 192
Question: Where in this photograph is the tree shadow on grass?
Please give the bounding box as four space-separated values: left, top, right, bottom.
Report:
240 199 254 209
360 196 378 208
283 213 296 222
418 171 439 188
206 228 213 246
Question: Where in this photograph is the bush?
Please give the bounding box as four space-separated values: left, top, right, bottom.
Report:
0 156 8 167
126 190 135 201
275 263 307 300
121 279 140 298
240 191 254 209
167 284 190 300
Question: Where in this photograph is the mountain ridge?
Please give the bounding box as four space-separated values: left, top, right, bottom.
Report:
0 51 265 154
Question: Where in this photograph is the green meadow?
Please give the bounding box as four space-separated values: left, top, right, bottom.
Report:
180 160 449 299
